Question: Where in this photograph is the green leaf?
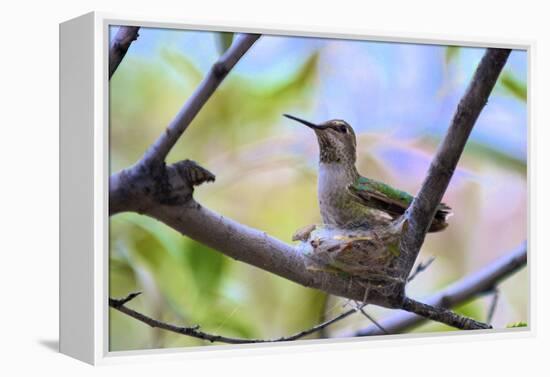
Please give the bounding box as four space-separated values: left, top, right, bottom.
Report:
498 71 527 102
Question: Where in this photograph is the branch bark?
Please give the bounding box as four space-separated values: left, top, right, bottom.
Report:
401 297 490 330
145 200 390 306
111 241 525 343
398 48 512 282
353 242 526 336
109 41 517 332
109 26 140 79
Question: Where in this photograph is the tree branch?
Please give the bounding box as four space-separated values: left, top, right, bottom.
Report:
111 241 525 343
353 242 526 336
401 297 490 330
144 201 391 307
109 26 140 79
357 307 388 334
397 48 512 282
140 33 261 168
113 240 526 343
407 256 436 282
109 41 519 333
110 292 362 344
486 288 499 324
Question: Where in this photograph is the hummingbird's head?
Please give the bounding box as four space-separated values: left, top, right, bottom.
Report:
284 114 357 164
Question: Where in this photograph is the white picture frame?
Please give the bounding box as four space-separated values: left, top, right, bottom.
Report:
59 11 533 365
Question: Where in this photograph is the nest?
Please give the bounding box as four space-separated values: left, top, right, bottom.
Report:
293 218 408 286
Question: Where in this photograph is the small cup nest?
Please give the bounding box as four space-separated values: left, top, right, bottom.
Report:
293 218 407 284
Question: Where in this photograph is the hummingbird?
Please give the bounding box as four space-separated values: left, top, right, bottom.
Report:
284 114 451 232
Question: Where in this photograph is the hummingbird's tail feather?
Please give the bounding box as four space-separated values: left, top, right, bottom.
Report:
435 202 453 220
429 203 452 232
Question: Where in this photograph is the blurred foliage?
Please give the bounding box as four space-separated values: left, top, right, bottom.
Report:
109 30 528 351
110 46 319 171
498 71 527 102
445 46 460 64
110 34 326 350
216 32 234 54
444 46 527 102
419 136 526 175
506 321 528 328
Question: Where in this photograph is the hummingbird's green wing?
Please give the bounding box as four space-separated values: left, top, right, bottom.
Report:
348 176 452 232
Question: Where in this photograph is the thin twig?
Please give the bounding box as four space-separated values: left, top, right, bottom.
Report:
486 288 499 324
352 242 526 336
109 26 140 79
398 48 512 279
358 308 388 334
401 297 491 330
408 256 436 282
109 292 360 344
141 33 261 167
343 300 389 334
108 38 523 334
110 47 515 312
116 291 142 305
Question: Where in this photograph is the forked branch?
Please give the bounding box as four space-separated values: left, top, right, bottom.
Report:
109 37 518 334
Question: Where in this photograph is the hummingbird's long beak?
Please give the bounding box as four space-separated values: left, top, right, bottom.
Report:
283 114 328 130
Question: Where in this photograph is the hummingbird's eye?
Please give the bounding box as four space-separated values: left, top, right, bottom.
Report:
337 125 348 134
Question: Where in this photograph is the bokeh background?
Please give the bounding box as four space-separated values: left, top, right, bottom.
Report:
109 27 527 351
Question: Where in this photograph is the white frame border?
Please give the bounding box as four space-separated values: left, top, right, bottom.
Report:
84 11 534 365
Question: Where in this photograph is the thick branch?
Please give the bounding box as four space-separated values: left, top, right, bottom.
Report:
108 38 521 333
109 159 215 215
399 48 511 279
110 292 361 344
143 200 392 307
109 26 140 79
353 242 526 336
111 242 525 343
121 191 506 330
141 33 261 167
